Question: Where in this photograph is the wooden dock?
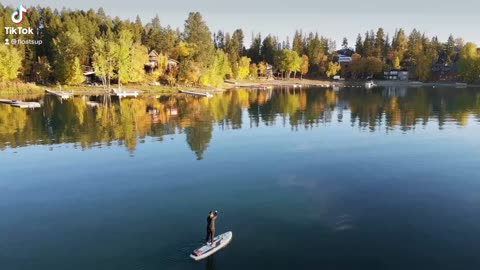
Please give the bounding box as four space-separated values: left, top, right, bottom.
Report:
45 89 73 99
0 99 41 109
237 84 273 90
111 88 140 98
179 90 213 98
224 80 238 85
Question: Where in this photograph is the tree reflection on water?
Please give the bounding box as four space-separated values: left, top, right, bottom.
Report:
1 87 479 159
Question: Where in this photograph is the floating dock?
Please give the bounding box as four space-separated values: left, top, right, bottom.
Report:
224 80 238 85
179 90 213 98
111 88 140 98
45 89 73 99
0 99 41 109
237 85 273 90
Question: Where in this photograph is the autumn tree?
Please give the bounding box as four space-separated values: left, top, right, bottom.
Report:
116 29 134 86
53 27 86 84
200 50 232 87
258 61 268 77
375 28 385 58
93 34 117 88
129 43 149 83
68 57 85 85
300 55 309 79
178 59 201 85
289 51 302 79
364 57 383 77
392 28 408 63
326 62 341 78
0 45 23 82
458 43 480 83
249 63 258 79
236 56 251 80
349 53 363 79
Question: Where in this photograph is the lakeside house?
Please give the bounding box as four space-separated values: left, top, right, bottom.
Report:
336 49 354 78
168 58 179 71
82 65 99 84
266 63 273 78
430 51 460 81
337 48 354 64
384 69 409 81
145 50 160 74
145 50 179 75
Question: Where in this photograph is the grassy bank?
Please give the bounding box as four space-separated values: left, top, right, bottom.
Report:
0 82 44 95
0 78 346 98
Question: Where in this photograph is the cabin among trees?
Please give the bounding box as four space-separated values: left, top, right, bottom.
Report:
337 48 354 64
144 50 179 75
168 59 179 72
430 51 461 81
82 66 97 84
145 50 160 74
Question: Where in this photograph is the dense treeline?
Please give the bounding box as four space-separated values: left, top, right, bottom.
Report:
0 5 479 86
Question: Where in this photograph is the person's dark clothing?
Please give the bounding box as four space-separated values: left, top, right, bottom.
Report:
206 227 215 243
205 214 217 243
207 215 216 230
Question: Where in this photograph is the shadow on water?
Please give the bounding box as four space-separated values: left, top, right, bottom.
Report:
205 255 216 270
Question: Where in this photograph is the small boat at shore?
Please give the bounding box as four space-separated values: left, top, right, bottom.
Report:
365 81 377 88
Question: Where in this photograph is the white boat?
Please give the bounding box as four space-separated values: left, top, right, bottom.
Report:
190 231 233 261
365 81 377 88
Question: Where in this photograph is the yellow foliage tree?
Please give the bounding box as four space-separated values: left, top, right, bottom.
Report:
172 42 195 59
258 61 268 77
236 56 251 80
0 45 23 82
326 62 341 78
65 57 85 85
301 55 309 79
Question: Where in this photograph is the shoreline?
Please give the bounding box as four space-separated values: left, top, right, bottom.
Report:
375 80 480 88
1 79 478 98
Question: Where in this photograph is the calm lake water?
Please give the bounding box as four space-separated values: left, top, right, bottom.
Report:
1 86 480 270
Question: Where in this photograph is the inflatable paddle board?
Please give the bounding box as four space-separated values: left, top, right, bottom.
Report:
190 231 232 261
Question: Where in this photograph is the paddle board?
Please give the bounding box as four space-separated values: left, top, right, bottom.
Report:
190 231 233 261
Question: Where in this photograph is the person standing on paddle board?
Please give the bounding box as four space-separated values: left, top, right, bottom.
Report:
206 210 218 244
